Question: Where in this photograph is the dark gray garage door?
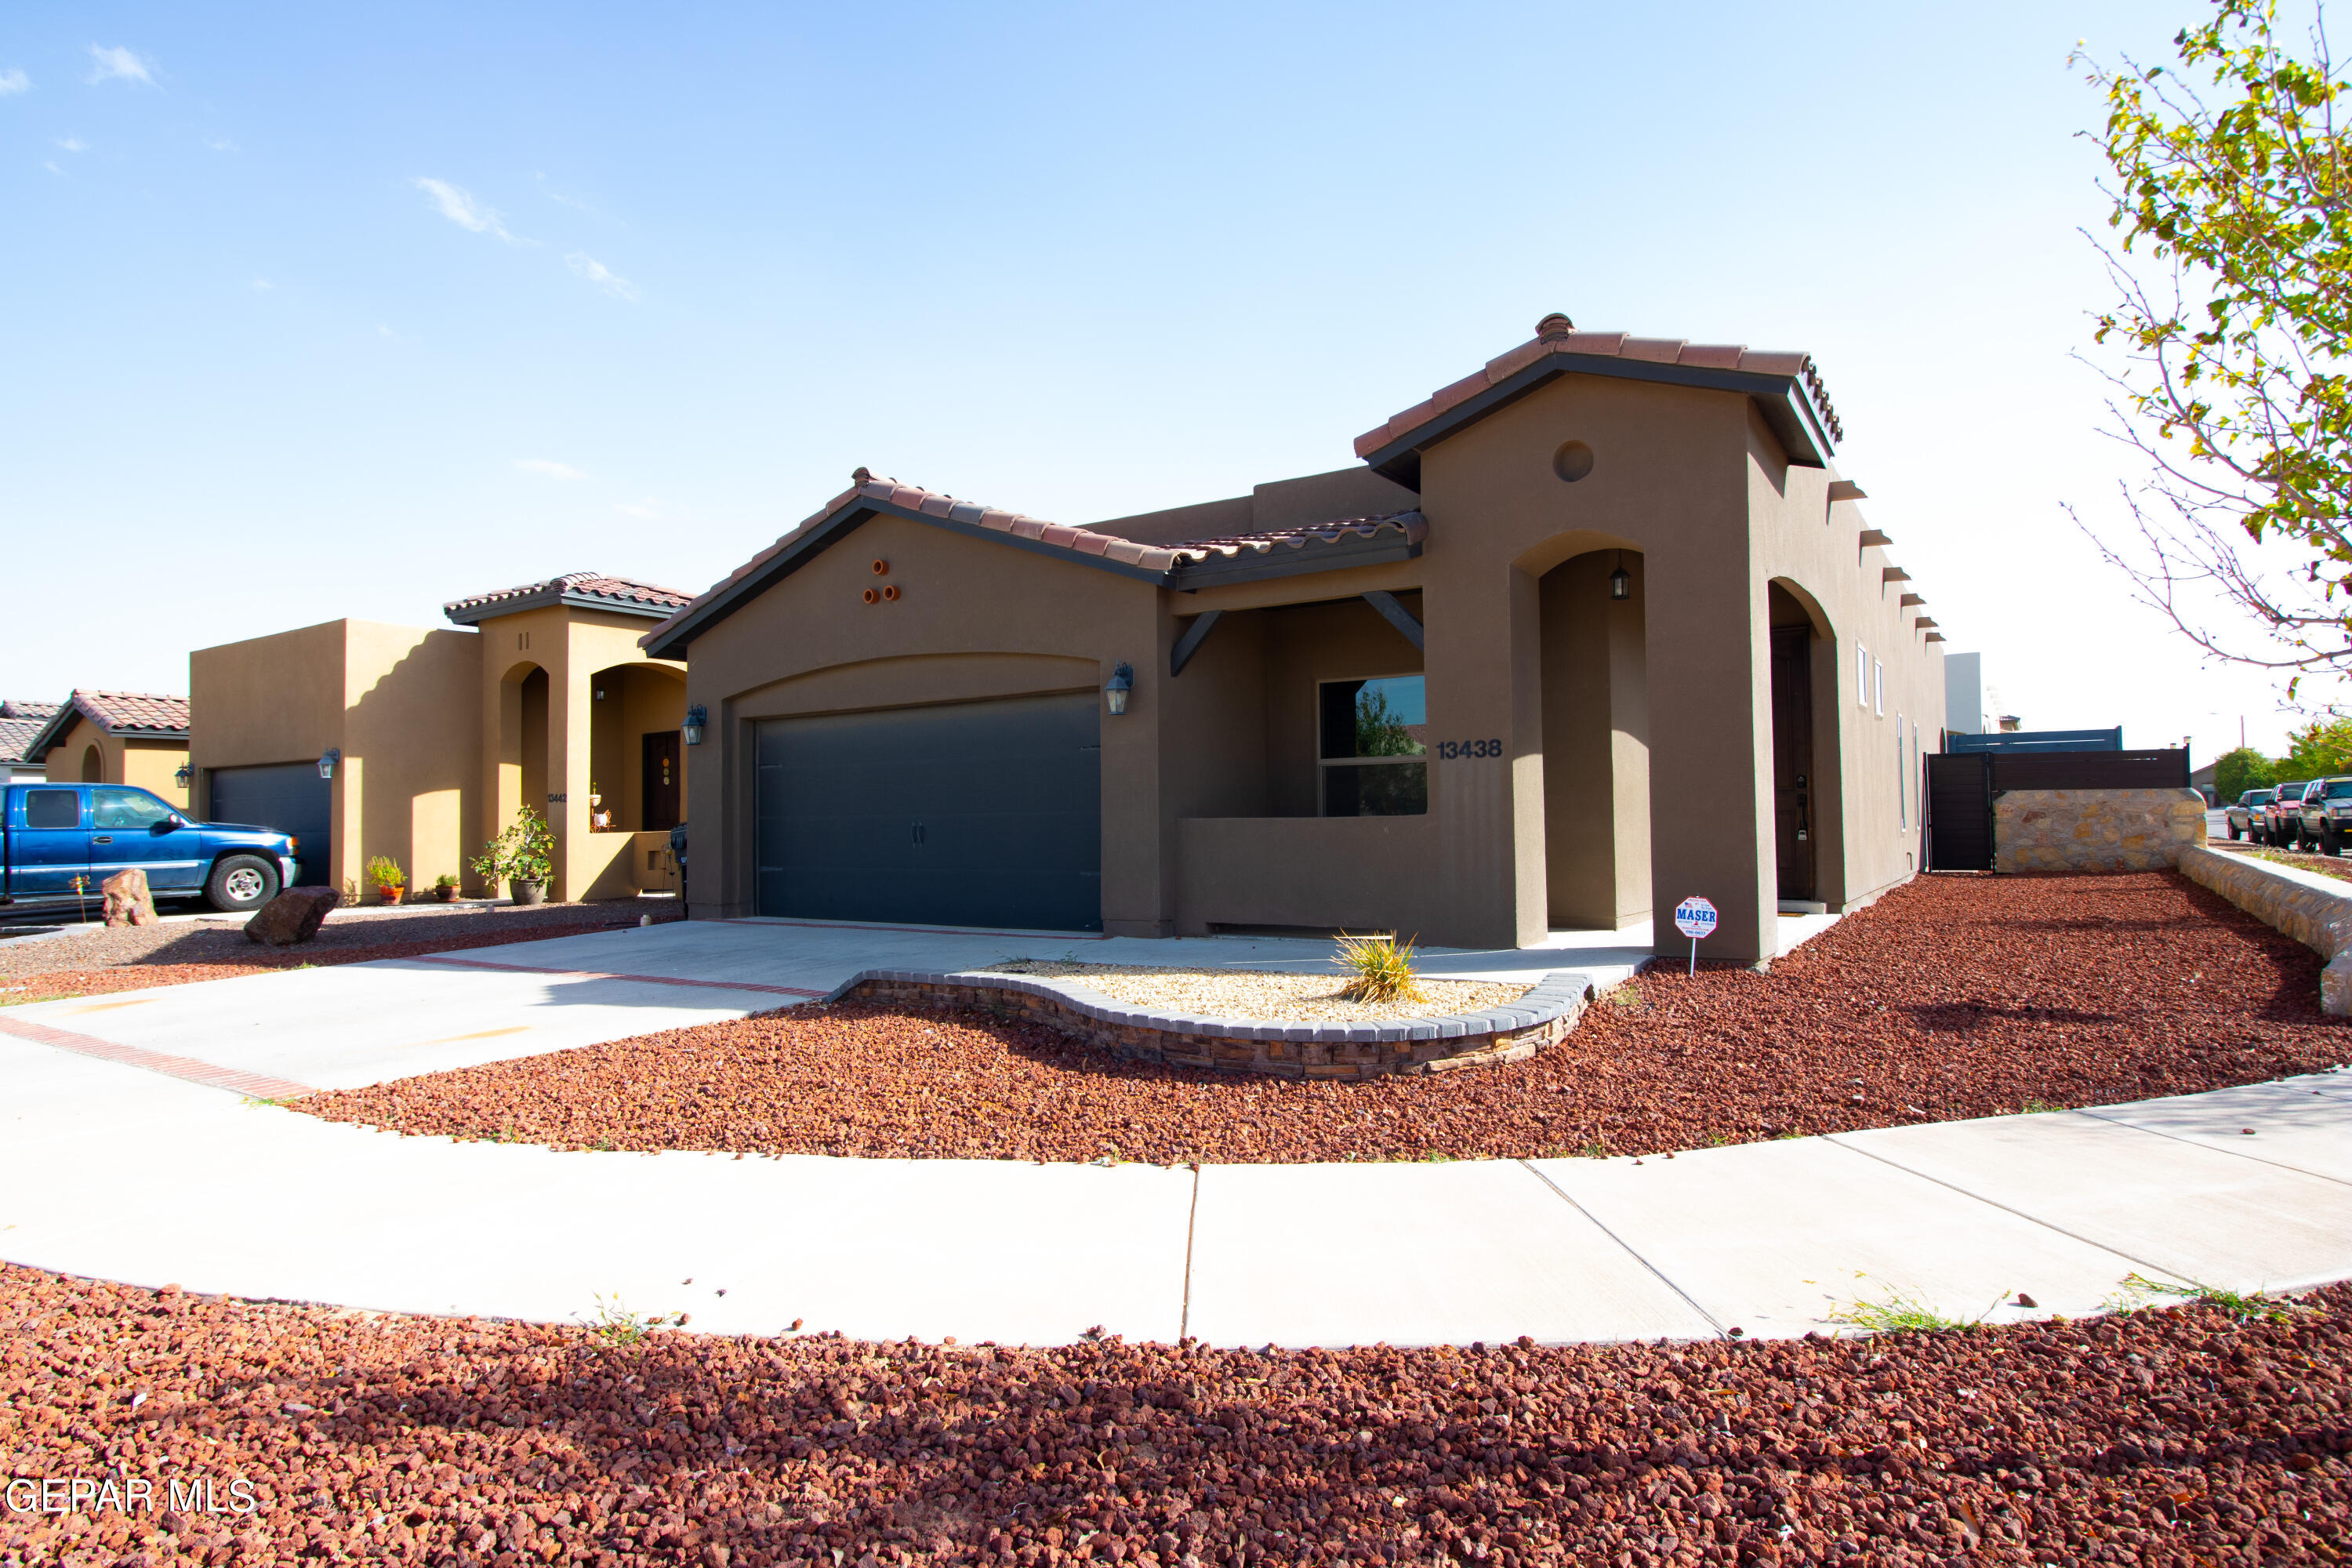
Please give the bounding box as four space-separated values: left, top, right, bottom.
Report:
209 763 332 886
755 693 1102 931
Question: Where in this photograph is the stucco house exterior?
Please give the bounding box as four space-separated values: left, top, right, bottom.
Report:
189 574 691 900
643 314 1944 966
26 691 191 807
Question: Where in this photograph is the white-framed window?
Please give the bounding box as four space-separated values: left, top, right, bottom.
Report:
1856 644 1869 708
1874 659 1885 717
1897 715 1907 828
1317 674 1428 816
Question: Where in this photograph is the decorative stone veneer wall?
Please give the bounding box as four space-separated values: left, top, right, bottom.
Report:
2177 843 2352 1014
822 969 1598 1081
1994 788 2207 872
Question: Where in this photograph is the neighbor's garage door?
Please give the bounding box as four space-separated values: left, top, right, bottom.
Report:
209 763 332 886
755 693 1102 931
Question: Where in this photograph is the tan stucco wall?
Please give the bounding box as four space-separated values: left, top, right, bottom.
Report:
192 619 477 895
40 715 187 808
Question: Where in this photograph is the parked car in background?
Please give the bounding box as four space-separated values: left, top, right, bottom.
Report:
2267 780 2314 847
2298 777 2352 855
0 782 298 913
2227 788 2276 840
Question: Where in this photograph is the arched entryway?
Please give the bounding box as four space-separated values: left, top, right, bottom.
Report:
1537 547 1650 931
80 745 102 782
1766 579 1843 907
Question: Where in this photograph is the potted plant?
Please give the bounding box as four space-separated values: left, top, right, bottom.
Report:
432 873 460 902
471 805 557 906
365 855 407 906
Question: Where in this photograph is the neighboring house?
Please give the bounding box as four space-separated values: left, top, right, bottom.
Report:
1 699 60 784
642 313 1947 965
25 691 191 807
189 575 691 900
1942 652 1984 737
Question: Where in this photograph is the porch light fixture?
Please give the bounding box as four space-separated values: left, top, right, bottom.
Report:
1609 554 1632 601
1104 662 1134 717
318 749 339 780
174 763 192 789
682 705 708 746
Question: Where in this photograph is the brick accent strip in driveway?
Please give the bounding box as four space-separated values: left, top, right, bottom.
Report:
408 953 829 998
0 1011 318 1101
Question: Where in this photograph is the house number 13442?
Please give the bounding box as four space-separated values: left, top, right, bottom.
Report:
1435 739 1504 759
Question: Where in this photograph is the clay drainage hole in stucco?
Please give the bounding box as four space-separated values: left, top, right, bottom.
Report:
976 960 1535 1023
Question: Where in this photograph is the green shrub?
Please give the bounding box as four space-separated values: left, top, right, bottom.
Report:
1334 931 1422 1005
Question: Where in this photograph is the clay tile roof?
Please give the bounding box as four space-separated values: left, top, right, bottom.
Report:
0 717 46 766
444 572 695 622
0 699 59 720
71 690 191 735
1166 510 1428 564
1355 317 1845 467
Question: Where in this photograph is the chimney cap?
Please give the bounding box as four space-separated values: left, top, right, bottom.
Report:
1536 312 1575 339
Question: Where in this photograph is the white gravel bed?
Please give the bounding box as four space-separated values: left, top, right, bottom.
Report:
979 960 1534 1022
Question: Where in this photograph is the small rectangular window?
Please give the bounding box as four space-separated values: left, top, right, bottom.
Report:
1318 675 1428 816
1897 716 1907 828
1873 659 1885 717
24 789 80 829
1856 645 1869 708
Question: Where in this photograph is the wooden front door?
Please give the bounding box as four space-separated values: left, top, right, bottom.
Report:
642 731 681 833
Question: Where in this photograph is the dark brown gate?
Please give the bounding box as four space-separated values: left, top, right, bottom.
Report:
642 731 681 833
1927 752 1994 870
1769 626 1817 901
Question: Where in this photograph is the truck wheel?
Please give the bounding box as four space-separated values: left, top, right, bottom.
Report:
205 855 280 913
2230 822 2243 840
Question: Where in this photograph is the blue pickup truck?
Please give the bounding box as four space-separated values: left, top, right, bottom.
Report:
1 782 299 913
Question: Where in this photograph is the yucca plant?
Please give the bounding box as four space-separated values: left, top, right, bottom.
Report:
1334 931 1422 1004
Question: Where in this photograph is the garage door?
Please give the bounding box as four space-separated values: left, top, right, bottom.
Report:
209 763 332 887
755 693 1102 931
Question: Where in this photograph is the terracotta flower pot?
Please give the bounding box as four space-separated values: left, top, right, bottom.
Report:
433 885 458 902
376 885 405 906
510 880 546 906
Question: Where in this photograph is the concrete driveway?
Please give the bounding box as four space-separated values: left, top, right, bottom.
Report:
4 913 2346 1348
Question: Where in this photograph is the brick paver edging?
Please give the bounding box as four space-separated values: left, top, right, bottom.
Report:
820 968 1599 1080
0 1011 318 1101
2178 842 2352 1014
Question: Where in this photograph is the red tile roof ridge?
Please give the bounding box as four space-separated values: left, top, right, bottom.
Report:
1168 510 1428 561
444 571 694 614
1354 324 1843 459
68 689 191 735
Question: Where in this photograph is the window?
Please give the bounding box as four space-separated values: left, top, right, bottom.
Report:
24 789 79 829
1319 675 1428 816
91 786 175 830
2327 780 2352 799
1897 716 1907 829
1856 645 1869 708
1873 659 1885 717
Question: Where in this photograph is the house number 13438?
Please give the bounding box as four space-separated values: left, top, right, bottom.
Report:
1435 739 1504 759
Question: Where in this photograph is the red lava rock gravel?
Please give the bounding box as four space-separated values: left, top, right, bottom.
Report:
2 1262 2346 1565
303 873 2352 1163
0 904 681 1006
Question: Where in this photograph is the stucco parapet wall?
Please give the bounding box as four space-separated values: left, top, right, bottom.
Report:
2177 844 2352 1016
818 968 1601 1080
1993 788 2207 872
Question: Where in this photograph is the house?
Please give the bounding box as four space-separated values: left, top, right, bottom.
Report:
188 573 691 899
24 692 191 806
1 700 59 784
641 314 1946 966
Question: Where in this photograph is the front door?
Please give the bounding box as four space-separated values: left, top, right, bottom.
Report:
90 786 207 891
641 731 681 833
12 786 90 896
1769 626 1817 902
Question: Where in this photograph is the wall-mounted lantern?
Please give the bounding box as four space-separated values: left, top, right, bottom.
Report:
682 704 708 746
174 763 193 789
318 749 340 780
1104 662 1134 717
1609 553 1632 602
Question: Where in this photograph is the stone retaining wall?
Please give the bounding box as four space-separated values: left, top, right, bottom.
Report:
2177 843 2352 1014
822 968 1598 1080
1994 788 2207 871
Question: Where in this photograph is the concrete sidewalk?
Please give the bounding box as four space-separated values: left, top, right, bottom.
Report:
4 913 2344 1347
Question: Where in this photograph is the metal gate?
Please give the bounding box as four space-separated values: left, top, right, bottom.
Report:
1926 753 1993 871
753 691 1102 931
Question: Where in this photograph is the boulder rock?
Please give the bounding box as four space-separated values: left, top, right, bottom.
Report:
244 885 341 946
100 868 158 927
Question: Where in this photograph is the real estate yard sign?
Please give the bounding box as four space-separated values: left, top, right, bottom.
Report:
1672 895 1717 978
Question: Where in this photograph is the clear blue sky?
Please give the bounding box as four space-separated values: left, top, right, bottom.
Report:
2 0 2299 761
